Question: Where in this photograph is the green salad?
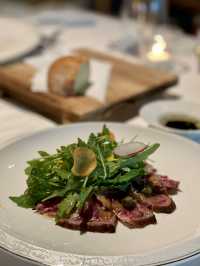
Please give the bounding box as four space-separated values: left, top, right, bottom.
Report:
10 126 160 222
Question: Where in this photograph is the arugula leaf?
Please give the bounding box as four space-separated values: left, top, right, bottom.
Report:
38 151 50 157
107 161 120 178
56 193 79 219
96 145 107 179
88 126 117 159
25 165 32 176
66 176 82 191
42 188 68 202
120 143 160 168
9 194 36 208
77 186 93 210
87 133 97 147
77 138 87 148
102 168 144 185
26 173 57 203
102 125 110 135
54 169 70 180
43 176 83 202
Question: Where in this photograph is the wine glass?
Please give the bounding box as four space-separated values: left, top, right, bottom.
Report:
118 0 166 56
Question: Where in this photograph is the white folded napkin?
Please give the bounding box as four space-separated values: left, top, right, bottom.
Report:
25 47 112 103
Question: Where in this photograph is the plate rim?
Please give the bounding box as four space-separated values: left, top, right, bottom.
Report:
0 17 41 64
1 122 200 266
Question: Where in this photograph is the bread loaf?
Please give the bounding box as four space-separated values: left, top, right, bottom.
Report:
48 55 90 96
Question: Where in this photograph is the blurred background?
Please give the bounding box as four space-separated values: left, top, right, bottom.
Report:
0 0 200 34
1 0 200 72
0 0 200 142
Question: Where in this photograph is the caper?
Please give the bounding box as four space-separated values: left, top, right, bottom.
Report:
142 186 153 196
121 196 136 210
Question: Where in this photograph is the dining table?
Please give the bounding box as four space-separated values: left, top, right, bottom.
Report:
0 5 200 266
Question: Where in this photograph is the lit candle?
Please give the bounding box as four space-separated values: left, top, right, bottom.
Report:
147 35 170 62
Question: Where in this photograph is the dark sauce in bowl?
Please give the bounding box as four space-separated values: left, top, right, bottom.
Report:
161 114 200 131
165 120 199 130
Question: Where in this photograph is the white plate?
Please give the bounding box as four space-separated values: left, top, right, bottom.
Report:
0 122 200 266
140 100 200 143
0 17 40 63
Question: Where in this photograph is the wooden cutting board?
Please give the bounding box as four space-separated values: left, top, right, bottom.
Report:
0 48 178 123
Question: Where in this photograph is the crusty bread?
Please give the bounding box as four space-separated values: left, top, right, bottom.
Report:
48 55 89 96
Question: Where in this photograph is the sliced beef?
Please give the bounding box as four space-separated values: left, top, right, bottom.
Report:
36 197 117 233
143 194 176 213
81 199 117 233
148 175 179 194
148 175 166 193
57 200 117 233
36 198 85 231
87 204 117 233
112 200 156 228
36 198 61 217
57 211 84 231
160 175 180 194
57 200 93 231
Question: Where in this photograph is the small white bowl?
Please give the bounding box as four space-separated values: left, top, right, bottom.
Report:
140 100 200 143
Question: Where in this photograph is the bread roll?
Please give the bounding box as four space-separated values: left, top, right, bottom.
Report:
48 55 89 96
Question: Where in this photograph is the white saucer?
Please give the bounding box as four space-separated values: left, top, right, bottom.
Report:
140 100 200 143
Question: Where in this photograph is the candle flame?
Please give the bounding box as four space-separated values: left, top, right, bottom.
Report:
147 34 170 62
152 35 167 55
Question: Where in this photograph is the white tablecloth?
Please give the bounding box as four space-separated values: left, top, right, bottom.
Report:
0 8 200 266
